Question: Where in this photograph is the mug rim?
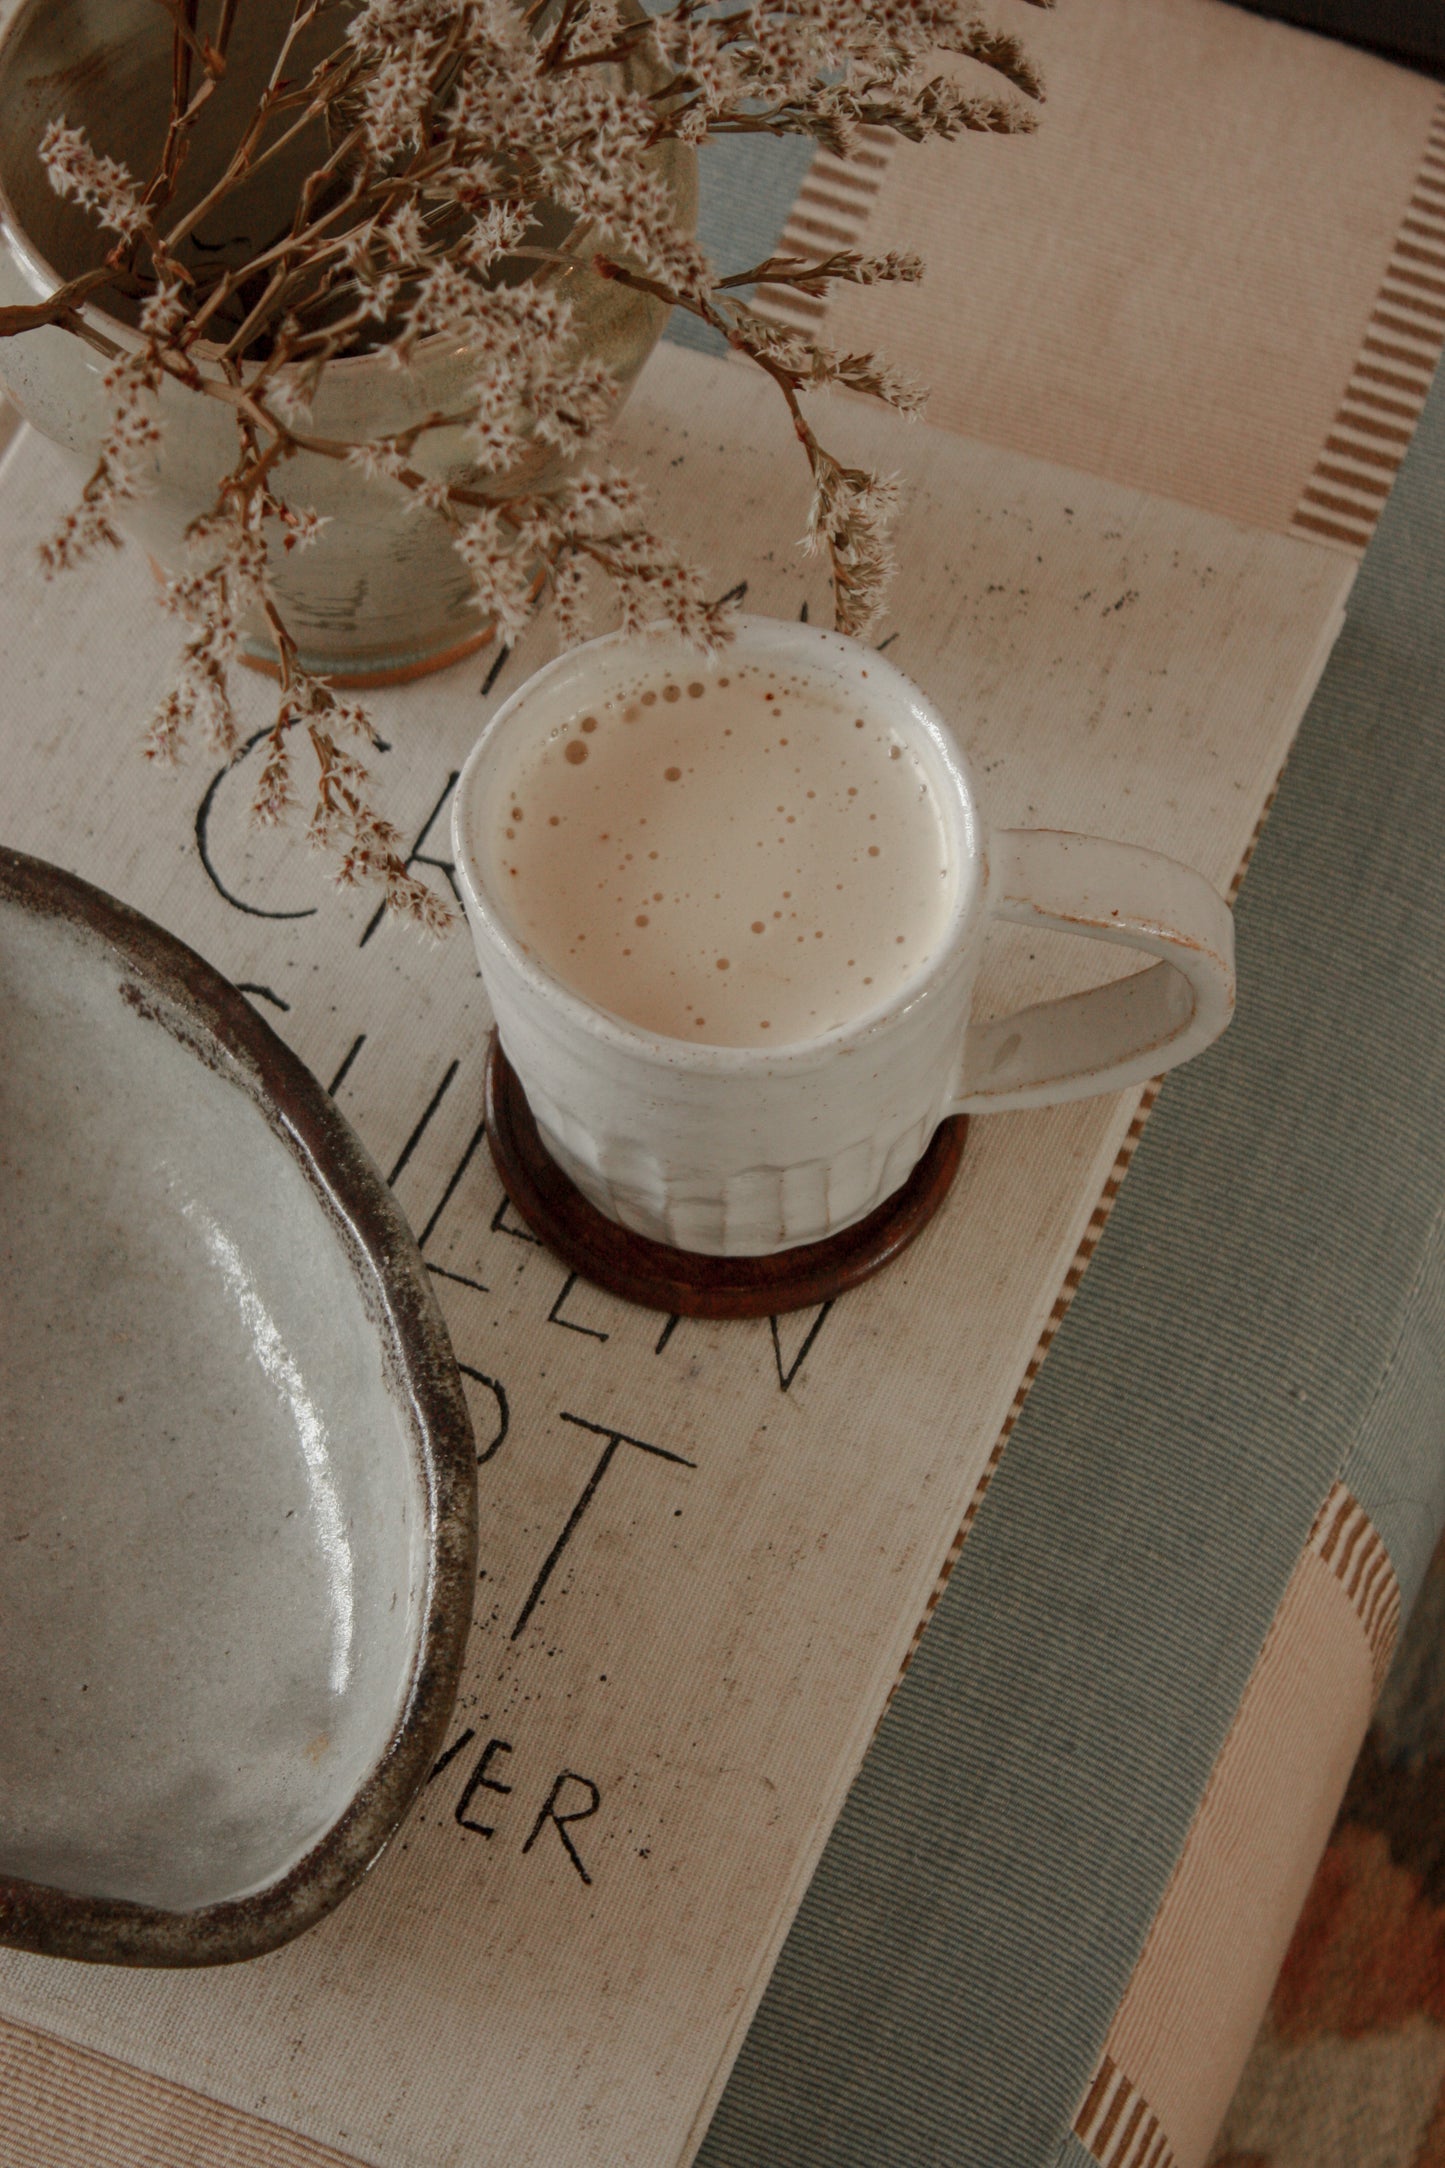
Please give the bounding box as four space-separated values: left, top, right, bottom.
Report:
451 614 986 1074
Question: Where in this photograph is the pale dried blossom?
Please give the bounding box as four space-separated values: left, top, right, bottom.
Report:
138 282 189 342
147 641 239 764
805 455 902 641
145 504 269 762
530 356 617 452
453 509 541 639
731 311 924 412
565 468 644 525
12 0 1053 928
357 48 437 161
39 352 160 574
343 438 412 485
38 496 121 577
281 506 331 552
38 118 146 239
549 551 592 643
266 367 318 430
463 204 529 275
401 475 455 515
823 250 925 289
308 712 451 934
466 403 528 471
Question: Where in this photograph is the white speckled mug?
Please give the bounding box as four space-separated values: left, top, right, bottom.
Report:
452 618 1235 1257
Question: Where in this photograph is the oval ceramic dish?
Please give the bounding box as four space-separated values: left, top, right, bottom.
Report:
0 847 477 1965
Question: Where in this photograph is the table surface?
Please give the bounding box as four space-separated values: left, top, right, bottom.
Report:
2 7 1444 2168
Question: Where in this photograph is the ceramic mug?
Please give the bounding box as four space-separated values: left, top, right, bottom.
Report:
452 617 1235 1257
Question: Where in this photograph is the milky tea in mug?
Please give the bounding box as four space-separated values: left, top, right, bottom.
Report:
454 619 1235 1257
483 658 958 1047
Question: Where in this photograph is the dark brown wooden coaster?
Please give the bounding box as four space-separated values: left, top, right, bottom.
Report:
483 1031 968 1318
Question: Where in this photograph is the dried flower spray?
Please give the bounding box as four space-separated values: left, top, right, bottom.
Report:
10 0 1051 929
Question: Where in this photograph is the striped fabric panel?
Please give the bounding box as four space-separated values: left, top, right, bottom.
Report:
751 131 894 331
1073 2056 1177 2168
0 2016 363 2168
1309 1480 1404 1697
1067 1507 1388 2168
1225 779 1282 909
1292 91 1445 554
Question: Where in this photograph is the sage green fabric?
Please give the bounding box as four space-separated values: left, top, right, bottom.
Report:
697 326 1445 2168
664 137 815 358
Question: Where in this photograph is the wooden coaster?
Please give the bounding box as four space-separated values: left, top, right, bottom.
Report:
483 1032 968 1319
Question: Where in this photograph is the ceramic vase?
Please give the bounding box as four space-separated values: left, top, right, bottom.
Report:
0 0 695 683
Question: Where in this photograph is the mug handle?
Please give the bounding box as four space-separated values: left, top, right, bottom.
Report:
950 829 1236 1114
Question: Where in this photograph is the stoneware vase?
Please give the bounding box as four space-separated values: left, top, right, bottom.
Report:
0 0 695 683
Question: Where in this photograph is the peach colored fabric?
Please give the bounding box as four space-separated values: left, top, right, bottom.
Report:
1291 106 1445 554
1077 1526 1381 2168
818 0 1439 538
0 2016 359 2168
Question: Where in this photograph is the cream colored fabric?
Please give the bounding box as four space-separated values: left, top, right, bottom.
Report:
0 349 1349 2167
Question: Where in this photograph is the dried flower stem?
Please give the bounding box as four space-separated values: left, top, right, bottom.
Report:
12 0 1050 929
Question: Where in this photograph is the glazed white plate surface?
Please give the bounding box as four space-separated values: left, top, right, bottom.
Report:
0 854 475 1955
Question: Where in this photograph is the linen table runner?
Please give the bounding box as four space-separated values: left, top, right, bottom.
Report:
0 351 1348 2166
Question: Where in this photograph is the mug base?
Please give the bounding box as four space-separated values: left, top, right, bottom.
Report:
482 1032 968 1318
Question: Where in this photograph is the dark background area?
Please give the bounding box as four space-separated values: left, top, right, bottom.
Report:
1231 0 1445 72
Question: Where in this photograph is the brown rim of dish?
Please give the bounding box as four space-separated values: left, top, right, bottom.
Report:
0 845 479 1967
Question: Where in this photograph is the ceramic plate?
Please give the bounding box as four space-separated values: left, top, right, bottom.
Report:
0 847 477 1965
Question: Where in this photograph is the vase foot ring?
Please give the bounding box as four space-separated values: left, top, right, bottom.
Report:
237 621 502 690
143 554 506 689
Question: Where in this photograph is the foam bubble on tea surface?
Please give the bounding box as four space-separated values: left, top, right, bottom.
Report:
485 665 955 1048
